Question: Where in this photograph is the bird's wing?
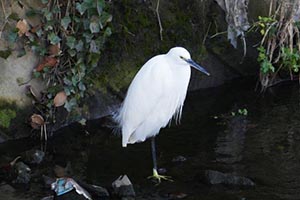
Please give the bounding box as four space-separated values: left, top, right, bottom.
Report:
117 55 172 146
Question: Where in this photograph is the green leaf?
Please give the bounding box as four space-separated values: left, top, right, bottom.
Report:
64 98 77 112
63 77 72 86
100 12 112 27
41 0 48 4
33 71 41 78
8 31 18 43
64 87 71 96
78 82 86 91
96 0 105 15
89 40 99 53
0 50 12 59
61 16 71 30
68 49 76 57
90 20 100 33
66 36 76 49
43 9 53 20
83 32 93 43
104 27 112 37
83 19 90 30
47 32 61 44
75 40 84 52
72 76 78 86
76 3 87 15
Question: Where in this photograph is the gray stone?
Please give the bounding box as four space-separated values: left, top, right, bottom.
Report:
112 175 135 198
12 162 31 184
205 170 255 187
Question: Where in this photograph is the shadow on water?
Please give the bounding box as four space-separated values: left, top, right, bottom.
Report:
1 78 300 199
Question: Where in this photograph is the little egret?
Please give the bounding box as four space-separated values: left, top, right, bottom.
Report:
114 47 210 183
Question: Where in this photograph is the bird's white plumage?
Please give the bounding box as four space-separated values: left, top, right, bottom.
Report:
115 47 193 147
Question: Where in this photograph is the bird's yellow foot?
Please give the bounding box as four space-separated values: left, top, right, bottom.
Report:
147 169 173 184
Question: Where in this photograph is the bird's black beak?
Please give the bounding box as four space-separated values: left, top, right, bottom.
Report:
185 58 210 76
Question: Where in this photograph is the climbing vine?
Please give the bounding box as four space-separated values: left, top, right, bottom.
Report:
10 0 112 125
254 1 300 91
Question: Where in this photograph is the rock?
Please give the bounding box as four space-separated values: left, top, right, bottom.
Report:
40 196 54 200
0 183 16 193
77 181 109 199
205 170 255 187
23 149 45 164
0 183 31 200
165 192 188 199
12 162 31 184
172 155 187 162
112 175 135 198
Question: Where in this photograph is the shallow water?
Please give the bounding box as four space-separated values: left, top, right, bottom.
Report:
1 78 300 200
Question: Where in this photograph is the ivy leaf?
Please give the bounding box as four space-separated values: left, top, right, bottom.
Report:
75 40 84 52
64 98 77 112
33 71 41 78
61 16 71 30
66 36 76 49
78 82 86 91
47 32 61 44
72 76 78 86
100 12 112 28
96 0 105 15
89 40 99 53
67 49 76 57
104 27 112 37
83 32 93 43
90 20 100 33
63 77 72 86
43 9 53 21
76 3 87 15
8 30 18 43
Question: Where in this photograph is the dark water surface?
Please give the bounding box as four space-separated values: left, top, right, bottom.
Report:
1 78 300 200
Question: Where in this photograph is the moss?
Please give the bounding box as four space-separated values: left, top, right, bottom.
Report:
0 109 16 128
91 0 211 93
0 100 19 129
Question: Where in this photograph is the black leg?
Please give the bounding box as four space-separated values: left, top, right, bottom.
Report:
148 137 173 183
151 137 157 171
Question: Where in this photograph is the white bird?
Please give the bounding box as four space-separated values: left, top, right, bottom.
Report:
114 47 210 183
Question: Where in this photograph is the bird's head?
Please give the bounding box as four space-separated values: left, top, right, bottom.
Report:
167 47 210 76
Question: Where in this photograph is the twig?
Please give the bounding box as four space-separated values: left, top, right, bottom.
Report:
210 31 227 39
156 0 163 41
0 0 8 39
202 22 211 45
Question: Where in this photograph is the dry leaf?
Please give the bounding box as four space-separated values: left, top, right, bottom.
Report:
28 85 41 101
16 19 30 36
36 57 58 72
49 44 61 56
30 114 44 129
54 91 67 107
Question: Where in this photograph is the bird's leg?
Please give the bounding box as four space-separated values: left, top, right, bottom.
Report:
147 137 173 184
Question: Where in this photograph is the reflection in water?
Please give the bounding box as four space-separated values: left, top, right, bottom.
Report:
1 80 300 200
215 115 248 164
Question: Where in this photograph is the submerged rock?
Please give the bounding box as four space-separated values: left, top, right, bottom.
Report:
112 175 135 198
77 182 109 199
12 162 31 184
22 149 45 164
205 170 255 187
172 155 187 162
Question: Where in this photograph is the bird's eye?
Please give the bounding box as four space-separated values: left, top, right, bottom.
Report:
180 56 186 61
